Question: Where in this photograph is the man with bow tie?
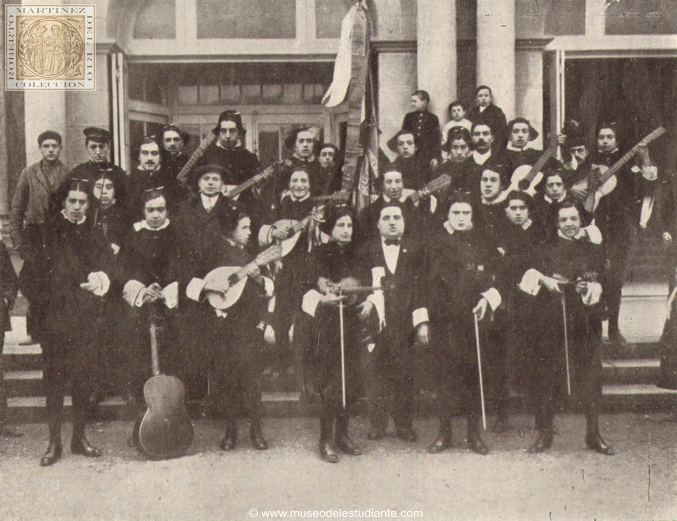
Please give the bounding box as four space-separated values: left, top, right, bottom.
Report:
357 203 425 442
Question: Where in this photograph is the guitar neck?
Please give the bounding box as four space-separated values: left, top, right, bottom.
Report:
291 216 311 235
409 174 451 204
598 143 648 185
228 170 268 199
523 144 557 183
176 133 215 184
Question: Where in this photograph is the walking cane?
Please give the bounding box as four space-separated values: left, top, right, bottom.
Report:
338 288 347 409
560 293 572 396
473 313 487 430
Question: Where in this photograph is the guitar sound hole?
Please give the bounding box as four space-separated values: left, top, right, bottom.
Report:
518 179 530 191
228 274 239 286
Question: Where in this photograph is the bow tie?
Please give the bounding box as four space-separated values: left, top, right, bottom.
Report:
384 239 401 246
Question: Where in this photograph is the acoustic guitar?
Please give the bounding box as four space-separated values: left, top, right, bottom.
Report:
571 127 666 213
204 245 282 310
176 130 217 185
135 307 194 460
225 159 293 200
497 139 559 202
407 173 452 204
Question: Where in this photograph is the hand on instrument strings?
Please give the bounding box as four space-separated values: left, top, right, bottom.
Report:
568 183 587 203
574 280 588 295
416 323 430 345
473 297 489 321
141 283 164 303
636 143 651 166
357 299 374 320
271 224 291 241
203 279 229 296
540 276 563 294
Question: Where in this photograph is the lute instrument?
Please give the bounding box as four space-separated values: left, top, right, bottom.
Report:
135 306 194 460
407 173 452 204
571 127 665 213
204 245 282 310
272 206 326 257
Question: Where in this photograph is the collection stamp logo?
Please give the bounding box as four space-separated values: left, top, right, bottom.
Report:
5 4 95 90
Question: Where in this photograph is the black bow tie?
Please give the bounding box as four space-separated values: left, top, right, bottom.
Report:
384 239 401 246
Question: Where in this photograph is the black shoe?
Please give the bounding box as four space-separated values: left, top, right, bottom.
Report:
250 427 269 451
586 433 615 456
396 426 417 443
319 441 338 463
492 418 509 434
0 426 23 438
335 433 362 455
468 434 489 455
528 431 554 453
428 431 452 454
220 431 236 451
367 427 385 441
40 441 63 467
71 437 102 458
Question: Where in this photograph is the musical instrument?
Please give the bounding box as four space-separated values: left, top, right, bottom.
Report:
176 130 217 185
407 173 452 204
312 191 351 203
226 159 293 200
273 206 326 257
135 307 194 460
204 245 282 310
570 127 665 213
497 139 559 202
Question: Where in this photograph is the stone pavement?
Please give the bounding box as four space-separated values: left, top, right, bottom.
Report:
1 413 676 521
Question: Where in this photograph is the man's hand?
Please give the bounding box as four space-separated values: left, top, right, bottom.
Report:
663 231 673 243
568 183 587 202
141 283 164 303
416 322 430 345
574 280 588 295
271 224 291 241
473 297 489 321
203 279 229 296
540 276 563 294
357 300 374 320
320 292 347 306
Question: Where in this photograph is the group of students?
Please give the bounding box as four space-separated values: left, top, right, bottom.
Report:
2 85 664 466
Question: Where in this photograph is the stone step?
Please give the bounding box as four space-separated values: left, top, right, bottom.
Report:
601 359 661 385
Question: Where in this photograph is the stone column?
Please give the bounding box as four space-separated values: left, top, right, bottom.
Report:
477 0 515 120
24 91 67 165
416 0 457 123
516 48 544 148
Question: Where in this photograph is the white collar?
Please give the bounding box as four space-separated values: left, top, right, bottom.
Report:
544 194 565 204
134 219 170 232
557 229 574 241
216 142 238 151
473 150 492 163
383 193 406 203
506 142 534 152
481 196 501 206
522 219 533 230
61 209 86 225
138 165 161 174
290 193 310 202
293 154 316 163
479 105 488 112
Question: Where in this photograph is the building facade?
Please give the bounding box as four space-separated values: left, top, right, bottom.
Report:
1 0 676 221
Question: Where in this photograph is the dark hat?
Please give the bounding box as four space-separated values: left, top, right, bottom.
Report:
161 124 190 146
213 110 245 136
319 204 354 236
189 164 228 187
37 130 62 146
441 126 472 153
566 134 587 148
319 143 339 154
83 127 111 143
387 128 417 153
561 119 586 149
507 118 539 141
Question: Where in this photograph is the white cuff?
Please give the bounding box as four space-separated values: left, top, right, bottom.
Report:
581 225 603 245
582 281 603 306
88 272 110 297
480 288 502 311
186 277 206 302
259 225 274 246
262 277 274 298
519 269 544 296
302 289 323 317
123 280 146 307
412 308 429 328
367 292 386 331
162 282 179 309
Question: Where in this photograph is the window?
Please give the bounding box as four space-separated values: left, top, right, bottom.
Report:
133 0 176 39
196 0 296 39
605 0 677 35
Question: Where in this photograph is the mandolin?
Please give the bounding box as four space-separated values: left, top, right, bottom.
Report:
135 307 194 460
497 138 559 202
176 130 217 185
272 206 326 257
407 173 452 204
572 127 666 213
204 245 282 310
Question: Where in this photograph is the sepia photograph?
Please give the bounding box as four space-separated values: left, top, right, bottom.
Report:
1 1 676 520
